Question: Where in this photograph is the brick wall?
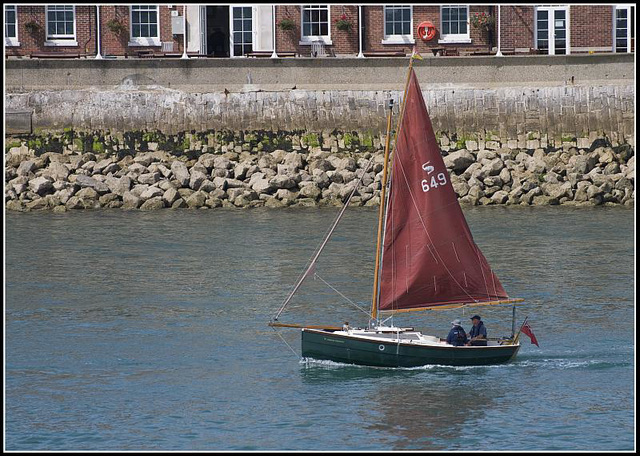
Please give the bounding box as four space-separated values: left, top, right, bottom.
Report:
275 5 496 56
6 5 181 58
500 6 534 50
500 5 615 52
6 6 97 56
364 5 495 55
571 5 613 50
5 4 624 58
99 5 180 57
275 5 359 56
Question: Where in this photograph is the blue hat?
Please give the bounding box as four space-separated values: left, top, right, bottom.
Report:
470 315 481 320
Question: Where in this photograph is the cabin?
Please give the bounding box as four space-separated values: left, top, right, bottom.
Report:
4 4 635 59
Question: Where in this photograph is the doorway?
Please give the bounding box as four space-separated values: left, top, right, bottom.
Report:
535 6 569 55
206 6 230 57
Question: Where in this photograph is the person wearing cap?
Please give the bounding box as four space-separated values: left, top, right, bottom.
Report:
446 319 468 346
466 315 488 346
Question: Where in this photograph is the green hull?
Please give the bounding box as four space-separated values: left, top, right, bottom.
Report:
301 329 520 367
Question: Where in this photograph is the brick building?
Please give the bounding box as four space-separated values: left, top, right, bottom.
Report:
4 4 635 59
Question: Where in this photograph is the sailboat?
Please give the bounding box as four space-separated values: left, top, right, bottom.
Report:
269 57 524 367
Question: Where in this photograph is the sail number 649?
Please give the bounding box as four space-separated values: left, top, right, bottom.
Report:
421 173 448 193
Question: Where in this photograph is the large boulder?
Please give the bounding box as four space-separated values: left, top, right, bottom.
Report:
185 191 207 208
28 176 54 196
105 175 132 196
139 186 164 200
269 175 296 190
44 162 70 181
75 175 110 194
17 160 36 176
567 154 597 174
171 161 190 187
444 149 475 172
189 169 209 190
162 187 180 206
139 196 165 210
122 191 142 209
6 145 33 167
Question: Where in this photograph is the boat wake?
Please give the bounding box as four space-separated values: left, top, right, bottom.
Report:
514 357 631 370
299 357 513 371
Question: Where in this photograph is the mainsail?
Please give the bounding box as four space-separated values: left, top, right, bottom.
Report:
378 69 509 312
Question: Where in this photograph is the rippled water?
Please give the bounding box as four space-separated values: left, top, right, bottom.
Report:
5 207 635 451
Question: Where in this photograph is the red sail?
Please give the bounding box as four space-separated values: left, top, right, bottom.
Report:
378 69 509 312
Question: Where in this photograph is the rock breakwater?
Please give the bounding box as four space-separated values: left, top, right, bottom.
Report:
5 130 635 212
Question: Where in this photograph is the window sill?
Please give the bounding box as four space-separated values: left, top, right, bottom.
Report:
5 39 20 47
381 37 415 45
299 38 333 46
437 37 472 44
44 40 78 47
128 39 162 47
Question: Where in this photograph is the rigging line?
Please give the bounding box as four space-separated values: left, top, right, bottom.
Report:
270 326 301 359
393 126 481 305
272 155 376 322
314 273 372 318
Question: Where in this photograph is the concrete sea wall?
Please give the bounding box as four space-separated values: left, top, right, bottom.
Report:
5 55 636 141
5 130 634 212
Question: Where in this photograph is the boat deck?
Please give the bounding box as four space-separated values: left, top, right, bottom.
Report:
329 328 512 348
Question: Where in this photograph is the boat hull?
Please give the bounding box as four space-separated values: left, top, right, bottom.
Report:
301 329 520 367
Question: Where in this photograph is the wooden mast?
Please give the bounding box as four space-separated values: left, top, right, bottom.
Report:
370 56 417 322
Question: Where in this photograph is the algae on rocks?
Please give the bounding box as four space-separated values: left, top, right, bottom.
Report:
4 128 635 212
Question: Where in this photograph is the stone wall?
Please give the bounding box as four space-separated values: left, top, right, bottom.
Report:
6 56 634 140
5 130 634 212
5 83 635 143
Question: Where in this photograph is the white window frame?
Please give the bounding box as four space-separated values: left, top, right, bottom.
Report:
4 5 19 46
534 5 570 55
45 5 78 47
129 5 161 47
299 4 332 46
613 4 634 53
230 5 254 57
382 5 415 45
439 5 471 44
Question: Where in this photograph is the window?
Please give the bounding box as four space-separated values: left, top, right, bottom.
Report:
129 5 160 46
232 6 253 57
46 5 77 46
440 5 470 43
5 5 19 46
382 5 414 44
535 6 568 55
615 5 635 53
301 5 331 44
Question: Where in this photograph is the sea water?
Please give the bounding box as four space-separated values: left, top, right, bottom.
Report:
5 206 635 450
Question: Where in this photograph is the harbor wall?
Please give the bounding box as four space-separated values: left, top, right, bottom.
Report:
4 55 636 142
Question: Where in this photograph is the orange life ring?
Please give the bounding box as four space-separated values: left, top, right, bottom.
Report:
417 21 436 41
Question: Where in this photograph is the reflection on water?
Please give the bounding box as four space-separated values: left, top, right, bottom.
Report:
5 207 635 451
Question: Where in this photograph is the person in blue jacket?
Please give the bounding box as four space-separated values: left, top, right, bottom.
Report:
446 319 468 346
467 315 488 346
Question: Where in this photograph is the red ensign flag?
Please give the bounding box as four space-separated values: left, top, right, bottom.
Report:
521 321 540 347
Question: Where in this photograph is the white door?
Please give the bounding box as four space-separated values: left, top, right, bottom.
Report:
230 5 253 57
535 6 569 55
199 5 207 55
254 5 274 51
